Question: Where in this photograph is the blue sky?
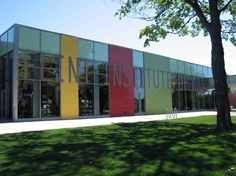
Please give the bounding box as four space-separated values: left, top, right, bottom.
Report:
0 0 235 74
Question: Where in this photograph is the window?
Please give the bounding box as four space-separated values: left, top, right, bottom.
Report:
79 84 94 116
178 61 185 74
133 50 143 68
0 32 8 56
7 27 14 52
94 42 108 62
18 80 40 118
41 31 60 54
170 59 177 73
41 81 60 117
94 61 108 85
18 51 40 80
42 54 60 81
78 39 93 60
19 26 40 51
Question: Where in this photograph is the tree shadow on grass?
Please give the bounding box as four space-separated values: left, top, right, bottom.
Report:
0 121 236 176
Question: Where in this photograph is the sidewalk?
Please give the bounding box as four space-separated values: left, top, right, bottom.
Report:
0 111 235 135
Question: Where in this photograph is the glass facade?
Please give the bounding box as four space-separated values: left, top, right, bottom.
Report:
0 26 14 120
0 24 217 121
17 26 60 119
133 50 144 114
78 40 109 116
171 59 215 111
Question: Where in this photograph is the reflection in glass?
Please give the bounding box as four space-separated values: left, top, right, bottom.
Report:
41 31 60 54
19 51 40 67
0 53 13 119
7 27 14 52
134 67 145 114
79 84 94 116
172 90 179 110
41 82 60 117
26 67 40 80
99 86 109 115
179 90 186 110
94 42 108 62
19 26 40 51
18 80 40 118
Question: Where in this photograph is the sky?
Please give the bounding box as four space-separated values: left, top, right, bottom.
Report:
0 0 235 74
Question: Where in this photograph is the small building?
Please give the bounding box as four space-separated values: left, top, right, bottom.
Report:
0 24 216 121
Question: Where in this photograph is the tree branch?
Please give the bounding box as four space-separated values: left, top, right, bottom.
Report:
220 0 233 12
168 14 196 34
185 0 211 30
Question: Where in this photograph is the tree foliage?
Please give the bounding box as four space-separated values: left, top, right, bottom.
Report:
116 0 236 47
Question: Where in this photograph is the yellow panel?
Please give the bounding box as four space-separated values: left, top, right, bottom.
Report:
60 35 79 119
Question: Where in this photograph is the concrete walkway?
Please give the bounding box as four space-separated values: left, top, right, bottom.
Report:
0 111 235 135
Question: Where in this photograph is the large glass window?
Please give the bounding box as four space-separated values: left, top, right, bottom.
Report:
203 67 208 78
18 50 61 119
41 82 60 117
18 80 40 118
133 50 144 114
41 31 60 54
78 42 110 116
18 51 40 80
94 61 109 85
178 61 185 74
0 53 13 119
94 42 108 62
197 65 203 77
79 84 94 116
170 59 177 73
19 26 40 51
0 32 8 57
42 54 60 81
185 62 191 75
7 27 14 52
78 39 93 60
133 50 143 68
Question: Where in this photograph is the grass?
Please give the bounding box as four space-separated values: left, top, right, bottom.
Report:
0 116 236 176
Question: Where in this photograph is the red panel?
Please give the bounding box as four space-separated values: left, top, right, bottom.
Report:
229 93 236 106
109 45 134 116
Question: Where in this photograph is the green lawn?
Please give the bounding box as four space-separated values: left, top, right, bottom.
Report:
1 116 236 176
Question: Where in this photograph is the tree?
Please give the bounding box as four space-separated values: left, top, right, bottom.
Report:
116 0 236 131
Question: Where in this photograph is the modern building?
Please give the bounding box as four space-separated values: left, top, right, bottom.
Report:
0 24 217 121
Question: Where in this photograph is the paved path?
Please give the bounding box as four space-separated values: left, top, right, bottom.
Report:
0 111 236 135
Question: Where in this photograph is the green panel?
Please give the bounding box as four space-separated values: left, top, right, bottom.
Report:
0 32 8 56
144 53 172 114
78 38 93 60
7 27 14 52
19 26 40 51
185 62 191 75
94 42 108 62
177 60 185 74
133 50 143 67
170 59 177 73
41 31 60 54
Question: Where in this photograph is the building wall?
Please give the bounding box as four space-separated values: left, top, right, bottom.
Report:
144 53 172 114
60 35 79 119
109 45 134 116
229 93 236 107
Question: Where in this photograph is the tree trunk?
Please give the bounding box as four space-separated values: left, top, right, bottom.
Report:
210 23 232 131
